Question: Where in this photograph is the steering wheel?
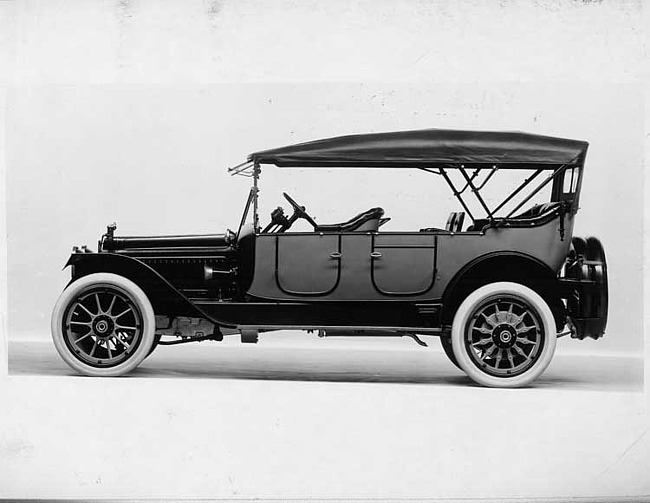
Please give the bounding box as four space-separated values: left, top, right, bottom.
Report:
283 192 318 229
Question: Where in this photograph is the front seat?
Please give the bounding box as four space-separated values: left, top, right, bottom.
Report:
315 207 385 232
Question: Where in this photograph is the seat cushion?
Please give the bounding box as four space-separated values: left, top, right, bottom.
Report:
315 207 385 232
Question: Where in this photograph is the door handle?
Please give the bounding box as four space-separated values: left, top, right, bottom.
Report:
370 251 382 259
329 252 342 259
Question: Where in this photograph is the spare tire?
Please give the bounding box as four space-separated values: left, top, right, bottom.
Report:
565 236 608 339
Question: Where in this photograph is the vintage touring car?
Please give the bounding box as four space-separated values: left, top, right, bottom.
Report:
51 129 608 387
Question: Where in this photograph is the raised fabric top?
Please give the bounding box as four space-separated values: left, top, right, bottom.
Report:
248 129 588 168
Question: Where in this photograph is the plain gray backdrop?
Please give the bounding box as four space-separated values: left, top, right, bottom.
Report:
6 82 644 355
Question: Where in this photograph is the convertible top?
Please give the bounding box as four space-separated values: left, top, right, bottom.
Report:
248 129 588 168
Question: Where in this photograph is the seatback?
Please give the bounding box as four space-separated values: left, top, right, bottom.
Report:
445 211 465 232
315 207 385 232
512 202 561 220
466 202 562 232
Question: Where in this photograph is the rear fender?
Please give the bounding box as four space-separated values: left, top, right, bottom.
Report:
442 252 565 330
65 253 234 328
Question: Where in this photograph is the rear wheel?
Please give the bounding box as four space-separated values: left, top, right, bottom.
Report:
51 273 156 377
451 282 557 388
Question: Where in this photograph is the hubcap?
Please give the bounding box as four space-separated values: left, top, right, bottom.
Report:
465 296 544 377
92 315 114 338
62 286 143 368
493 323 517 348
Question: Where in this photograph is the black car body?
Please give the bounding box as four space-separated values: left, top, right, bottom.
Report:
52 129 608 386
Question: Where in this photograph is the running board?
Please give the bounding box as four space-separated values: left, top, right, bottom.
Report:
234 326 437 346
236 324 443 334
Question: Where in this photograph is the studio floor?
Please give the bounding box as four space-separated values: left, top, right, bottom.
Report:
7 335 645 392
1 334 648 500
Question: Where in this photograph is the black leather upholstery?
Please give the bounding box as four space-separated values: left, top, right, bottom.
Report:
466 202 562 231
466 219 490 232
511 202 560 219
445 212 465 232
315 207 385 232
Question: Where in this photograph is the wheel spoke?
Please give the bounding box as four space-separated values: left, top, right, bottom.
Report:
495 349 503 368
512 313 525 328
95 293 102 314
77 303 95 318
506 348 515 368
74 332 93 345
116 324 137 331
113 307 131 320
106 341 113 359
516 325 536 335
480 312 497 328
113 335 131 350
473 326 493 336
70 321 92 327
472 338 492 347
89 339 99 357
517 338 536 346
513 344 530 360
481 344 498 360
106 295 117 316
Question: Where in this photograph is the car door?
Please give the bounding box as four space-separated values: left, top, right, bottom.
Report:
275 233 342 295
370 232 437 295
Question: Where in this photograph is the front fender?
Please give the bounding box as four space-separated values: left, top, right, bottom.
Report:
65 252 234 328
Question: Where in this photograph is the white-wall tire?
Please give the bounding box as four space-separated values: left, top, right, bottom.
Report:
51 273 156 377
451 282 557 388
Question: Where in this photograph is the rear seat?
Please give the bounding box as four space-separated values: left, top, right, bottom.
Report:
466 202 562 231
511 202 561 219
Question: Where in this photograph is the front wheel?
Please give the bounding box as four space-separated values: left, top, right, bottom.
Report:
451 282 557 388
51 273 156 377
439 336 461 370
